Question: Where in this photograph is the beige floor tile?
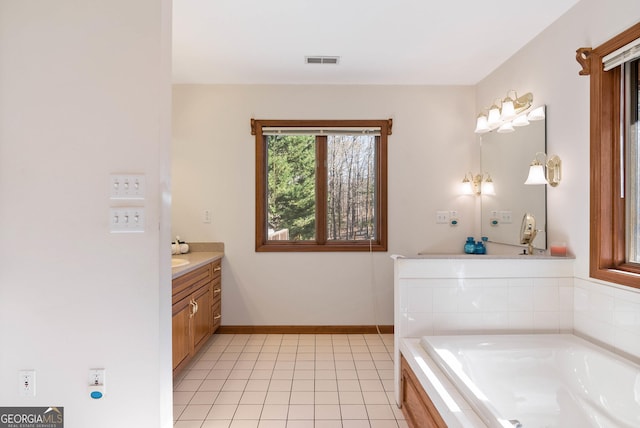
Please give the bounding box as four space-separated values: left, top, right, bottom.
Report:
340 404 368 420
201 420 232 428
179 404 212 420
260 404 289 420
233 404 262 419
314 404 341 420
206 404 237 420
287 404 314 420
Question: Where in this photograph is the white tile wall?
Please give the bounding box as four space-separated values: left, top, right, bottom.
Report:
574 278 640 358
393 257 640 360
399 276 574 336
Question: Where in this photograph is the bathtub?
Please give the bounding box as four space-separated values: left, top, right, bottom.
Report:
420 334 640 428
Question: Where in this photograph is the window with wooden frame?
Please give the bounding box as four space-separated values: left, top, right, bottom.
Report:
251 119 391 252
582 22 640 288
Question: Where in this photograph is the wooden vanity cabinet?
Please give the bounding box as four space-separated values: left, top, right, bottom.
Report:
172 260 221 376
400 355 448 428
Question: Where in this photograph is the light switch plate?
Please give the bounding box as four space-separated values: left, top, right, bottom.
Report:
109 207 145 233
436 211 450 224
110 174 145 200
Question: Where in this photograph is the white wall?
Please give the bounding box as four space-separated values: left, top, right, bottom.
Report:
476 0 640 357
0 2 173 427
172 85 476 326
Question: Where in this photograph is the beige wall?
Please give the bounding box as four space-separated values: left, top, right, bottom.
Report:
0 1 173 426
476 0 640 356
172 85 476 326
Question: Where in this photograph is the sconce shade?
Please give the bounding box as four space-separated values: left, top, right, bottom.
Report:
461 177 474 195
500 97 516 121
474 115 490 134
497 122 514 133
487 105 501 126
482 179 496 195
527 106 545 121
512 114 530 127
524 164 547 185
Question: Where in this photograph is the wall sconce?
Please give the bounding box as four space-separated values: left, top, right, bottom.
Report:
461 172 495 195
524 152 562 187
474 91 543 134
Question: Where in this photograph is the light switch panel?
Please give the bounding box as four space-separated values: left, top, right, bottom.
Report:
109 207 145 233
110 174 145 200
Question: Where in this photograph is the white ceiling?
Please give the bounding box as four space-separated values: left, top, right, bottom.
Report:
172 0 580 85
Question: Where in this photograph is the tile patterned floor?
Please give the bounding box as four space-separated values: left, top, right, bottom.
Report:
173 333 407 428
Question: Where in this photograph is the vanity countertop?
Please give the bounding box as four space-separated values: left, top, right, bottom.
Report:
172 251 224 279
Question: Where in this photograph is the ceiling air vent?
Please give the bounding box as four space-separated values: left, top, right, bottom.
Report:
305 56 340 65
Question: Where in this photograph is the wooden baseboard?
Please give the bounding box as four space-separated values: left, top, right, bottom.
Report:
216 325 394 335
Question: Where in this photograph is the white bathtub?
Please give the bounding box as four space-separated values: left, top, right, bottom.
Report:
420 334 640 428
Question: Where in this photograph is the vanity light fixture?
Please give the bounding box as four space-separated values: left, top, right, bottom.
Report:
524 152 562 187
461 172 495 195
474 91 540 134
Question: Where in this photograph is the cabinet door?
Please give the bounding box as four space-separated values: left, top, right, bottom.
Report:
192 284 212 353
172 297 192 372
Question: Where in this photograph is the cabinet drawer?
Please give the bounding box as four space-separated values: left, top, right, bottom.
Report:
211 277 221 305
172 263 212 304
212 259 222 280
212 300 221 333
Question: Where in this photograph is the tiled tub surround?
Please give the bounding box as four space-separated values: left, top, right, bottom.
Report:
393 256 576 347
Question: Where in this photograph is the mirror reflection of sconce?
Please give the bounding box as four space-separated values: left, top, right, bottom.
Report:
524 152 562 187
475 91 544 134
461 172 496 195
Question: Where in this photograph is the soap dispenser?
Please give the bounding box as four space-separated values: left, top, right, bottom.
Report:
464 237 476 254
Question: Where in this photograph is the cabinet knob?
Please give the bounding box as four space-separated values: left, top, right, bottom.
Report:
213 266 221 272
213 314 221 321
213 288 221 294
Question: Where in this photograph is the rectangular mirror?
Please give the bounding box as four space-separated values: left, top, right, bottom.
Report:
480 107 547 250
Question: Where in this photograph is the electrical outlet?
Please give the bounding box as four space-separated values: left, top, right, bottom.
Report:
88 368 106 399
89 368 105 386
19 370 36 397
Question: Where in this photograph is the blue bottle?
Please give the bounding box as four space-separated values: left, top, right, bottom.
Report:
464 237 475 254
474 240 486 254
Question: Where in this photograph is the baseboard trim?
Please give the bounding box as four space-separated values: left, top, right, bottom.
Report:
217 325 394 335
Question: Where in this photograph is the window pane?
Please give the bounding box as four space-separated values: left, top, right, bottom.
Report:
627 59 640 263
326 135 376 240
266 135 316 241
